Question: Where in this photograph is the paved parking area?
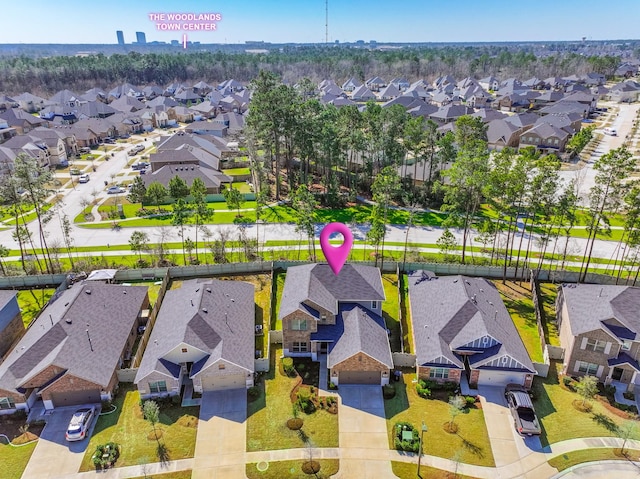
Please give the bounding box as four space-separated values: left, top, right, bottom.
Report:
21 405 99 479
336 385 396 479
192 389 247 479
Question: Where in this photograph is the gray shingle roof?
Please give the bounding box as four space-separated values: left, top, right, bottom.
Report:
408 271 535 372
0 282 148 394
135 279 255 383
560 284 640 339
312 304 393 368
279 264 385 319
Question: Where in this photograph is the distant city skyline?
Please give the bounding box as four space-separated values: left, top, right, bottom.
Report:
1 0 639 45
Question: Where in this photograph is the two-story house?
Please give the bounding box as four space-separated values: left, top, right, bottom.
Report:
279 264 393 385
557 284 640 392
408 271 536 389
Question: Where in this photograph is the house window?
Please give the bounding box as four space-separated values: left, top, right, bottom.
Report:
320 314 327 322
219 364 225 370
292 342 308 352
371 301 378 309
622 341 632 351
429 368 449 379
586 339 606 353
577 361 598 375
181 348 188 353
482 336 489 345
0 397 15 410
149 381 167 393
291 318 307 331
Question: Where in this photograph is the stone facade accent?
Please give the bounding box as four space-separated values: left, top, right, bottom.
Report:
332 352 388 374
469 370 480 388
0 313 24 358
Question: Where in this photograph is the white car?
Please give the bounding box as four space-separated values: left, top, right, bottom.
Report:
106 186 125 194
65 407 95 442
78 174 90 183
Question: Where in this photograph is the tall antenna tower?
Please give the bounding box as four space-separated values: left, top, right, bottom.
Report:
325 0 329 43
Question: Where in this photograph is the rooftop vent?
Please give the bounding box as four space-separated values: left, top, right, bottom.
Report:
206 287 211 293
202 308 208 313
65 318 72 324
85 289 91 295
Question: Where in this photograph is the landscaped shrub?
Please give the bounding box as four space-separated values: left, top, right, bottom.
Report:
465 395 476 406
171 395 181 405
416 382 431 399
92 442 121 470
383 384 396 399
282 357 294 376
393 422 420 453
296 389 316 414
562 376 573 388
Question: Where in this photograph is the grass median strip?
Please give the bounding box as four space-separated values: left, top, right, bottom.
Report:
548 448 640 472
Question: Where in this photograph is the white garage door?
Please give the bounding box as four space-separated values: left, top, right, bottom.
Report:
201 374 246 391
477 370 525 388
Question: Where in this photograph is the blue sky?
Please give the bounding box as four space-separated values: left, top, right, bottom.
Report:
1 0 638 44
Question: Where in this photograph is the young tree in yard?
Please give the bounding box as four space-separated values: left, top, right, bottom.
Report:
437 228 458 262
143 400 161 445
168 175 189 200
146 182 168 214
617 183 640 283
366 205 386 265
448 395 466 431
371 166 401 270
129 230 150 264
190 177 212 264
254 188 269 259
579 147 635 282
59 212 75 269
618 420 637 455
575 375 598 407
172 199 191 265
0 244 9 276
127 176 147 204
292 185 318 261
223 186 245 217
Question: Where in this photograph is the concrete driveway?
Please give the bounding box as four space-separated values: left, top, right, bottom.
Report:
192 389 247 479
21 405 99 479
336 385 396 479
478 386 522 468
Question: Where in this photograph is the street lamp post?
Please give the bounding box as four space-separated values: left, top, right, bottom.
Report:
417 421 427 477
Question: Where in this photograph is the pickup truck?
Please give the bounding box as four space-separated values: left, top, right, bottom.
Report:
505 384 541 436
128 144 145 156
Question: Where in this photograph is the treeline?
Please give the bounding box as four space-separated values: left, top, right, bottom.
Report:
0 46 621 95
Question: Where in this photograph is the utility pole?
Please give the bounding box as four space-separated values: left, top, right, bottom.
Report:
417 421 427 477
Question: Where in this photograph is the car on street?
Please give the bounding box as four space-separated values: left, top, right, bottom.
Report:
131 161 149 170
65 407 95 442
106 186 125 194
505 384 541 436
128 144 145 156
78 174 90 183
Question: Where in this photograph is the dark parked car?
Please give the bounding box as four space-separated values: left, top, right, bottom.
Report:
505 384 541 436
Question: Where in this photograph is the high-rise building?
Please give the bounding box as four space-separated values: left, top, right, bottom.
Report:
116 31 124 45
136 32 147 44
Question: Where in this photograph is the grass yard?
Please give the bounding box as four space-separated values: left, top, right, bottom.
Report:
538 283 560 346
79 385 199 471
492 281 543 363
127 281 162 308
16 289 55 327
532 361 640 447
271 271 286 330
548 448 640 472
392 461 480 479
0 442 37 479
381 274 401 352
246 459 339 478
223 167 251 176
384 372 495 467
252 274 272 358
246 347 339 452
130 471 192 479
399 274 413 353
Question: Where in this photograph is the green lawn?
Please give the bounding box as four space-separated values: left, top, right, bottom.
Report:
128 281 161 308
246 347 339 451
16 289 55 327
79 385 199 471
532 361 640 447
399 274 413 354
382 274 401 353
392 461 480 479
538 284 560 346
548 448 640 472
493 281 543 363
223 168 251 176
0 442 37 479
384 372 495 467
246 459 339 478
253 275 272 358
130 472 191 479
271 272 286 330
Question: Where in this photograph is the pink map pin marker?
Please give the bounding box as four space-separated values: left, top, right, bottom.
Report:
320 222 353 275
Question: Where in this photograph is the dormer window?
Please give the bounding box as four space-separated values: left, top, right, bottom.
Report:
371 301 378 309
622 341 632 351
